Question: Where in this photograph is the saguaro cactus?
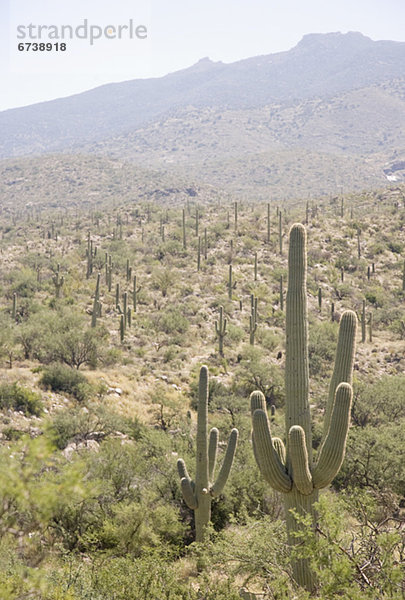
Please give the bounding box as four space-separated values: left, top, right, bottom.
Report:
250 224 357 591
215 306 227 357
91 273 101 328
177 366 238 542
52 264 64 298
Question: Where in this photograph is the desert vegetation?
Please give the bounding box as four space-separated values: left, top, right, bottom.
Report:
0 180 404 599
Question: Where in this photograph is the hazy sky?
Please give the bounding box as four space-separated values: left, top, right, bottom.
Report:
1 0 405 112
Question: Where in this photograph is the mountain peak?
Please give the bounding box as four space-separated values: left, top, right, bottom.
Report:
296 31 373 50
189 57 221 72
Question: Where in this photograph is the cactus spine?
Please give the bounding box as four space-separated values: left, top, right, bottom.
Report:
177 366 238 542
250 224 357 591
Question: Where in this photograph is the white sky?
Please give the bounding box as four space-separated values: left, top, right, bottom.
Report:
1 0 405 112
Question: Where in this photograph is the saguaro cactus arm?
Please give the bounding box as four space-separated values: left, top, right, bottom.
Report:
180 477 198 509
210 428 239 497
252 409 292 493
324 310 357 435
312 382 352 489
288 426 313 495
208 428 219 482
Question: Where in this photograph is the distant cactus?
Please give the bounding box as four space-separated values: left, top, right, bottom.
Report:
215 306 227 357
115 283 120 309
357 228 361 259
250 224 357 591
119 314 125 342
197 236 201 272
11 292 17 321
177 366 238 542
279 275 284 311
133 276 141 312
361 299 366 343
52 263 64 298
91 273 101 328
228 265 234 300
249 295 258 345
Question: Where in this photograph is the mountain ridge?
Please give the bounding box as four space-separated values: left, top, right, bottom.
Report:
1 31 405 159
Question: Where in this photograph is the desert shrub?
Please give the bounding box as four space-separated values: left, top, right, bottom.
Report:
256 328 281 351
364 287 385 307
233 346 284 406
387 240 403 254
18 308 107 368
48 404 136 450
308 320 338 376
225 323 244 344
351 376 405 427
155 307 189 335
8 268 39 298
0 382 42 416
335 420 405 501
151 268 177 297
40 363 92 401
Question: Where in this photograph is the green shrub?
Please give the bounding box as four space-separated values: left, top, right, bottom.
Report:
40 363 92 401
308 320 338 376
49 404 134 450
155 308 189 335
387 241 403 254
0 382 43 416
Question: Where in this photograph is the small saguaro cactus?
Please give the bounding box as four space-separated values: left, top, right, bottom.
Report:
91 273 101 328
250 224 357 591
177 366 238 542
249 295 258 345
11 292 17 321
215 306 227 357
133 275 141 312
52 263 64 298
228 264 234 299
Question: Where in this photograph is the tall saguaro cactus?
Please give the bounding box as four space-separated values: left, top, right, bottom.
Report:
250 224 357 591
177 366 238 542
